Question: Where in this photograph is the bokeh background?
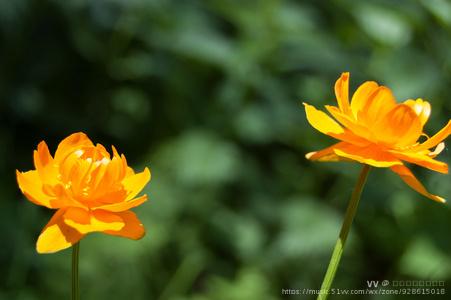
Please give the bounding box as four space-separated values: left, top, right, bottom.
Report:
1 0 450 299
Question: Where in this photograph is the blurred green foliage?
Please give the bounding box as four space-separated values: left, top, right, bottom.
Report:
1 0 450 299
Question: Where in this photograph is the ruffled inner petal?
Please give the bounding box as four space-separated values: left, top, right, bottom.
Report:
372 104 422 147
54 132 93 162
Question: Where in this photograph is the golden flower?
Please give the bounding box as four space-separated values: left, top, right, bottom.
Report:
16 132 151 253
304 73 450 202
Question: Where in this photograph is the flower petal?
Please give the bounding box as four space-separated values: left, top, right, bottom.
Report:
389 150 448 174
34 141 53 169
390 165 446 203
333 144 402 168
373 104 422 147
16 170 56 208
350 81 379 117
33 142 60 185
63 207 125 234
93 195 148 212
122 167 151 201
428 142 445 158
36 209 84 253
306 142 349 162
334 72 350 114
351 85 396 123
304 102 343 134
404 99 431 126
88 156 126 202
104 211 145 240
413 120 451 151
304 103 366 145
325 105 373 143
54 132 93 161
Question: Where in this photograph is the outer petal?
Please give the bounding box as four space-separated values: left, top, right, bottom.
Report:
63 207 124 234
36 209 84 253
16 170 55 208
333 144 402 168
54 132 93 161
325 105 373 143
304 103 343 134
412 120 451 151
104 211 145 240
391 165 446 203
389 150 448 174
306 142 349 162
334 72 350 114
93 195 148 212
122 167 151 201
303 103 367 145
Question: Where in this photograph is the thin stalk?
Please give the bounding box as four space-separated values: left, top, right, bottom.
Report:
317 164 371 300
72 242 80 300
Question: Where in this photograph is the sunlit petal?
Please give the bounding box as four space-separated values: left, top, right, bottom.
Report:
54 132 93 161
391 165 445 203
16 170 56 208
325 105 372 144
333 144 402 168
413 120 451 151
334 72 350 114
404 99 431 126
306 142 349 162
63 207 124 234
104 211 145 240
36 209 84 254
122 167 151 201
34 141 53 169
428 142 445 158
304 103 367 145
350 81 379 118
93 195 148 212
351 84 397 124
373 104 422 147
389 150 448 174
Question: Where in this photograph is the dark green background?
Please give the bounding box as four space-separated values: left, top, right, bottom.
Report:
1 0 450 299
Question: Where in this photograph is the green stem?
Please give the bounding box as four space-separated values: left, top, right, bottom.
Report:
72 242 80 300
317 164 371 300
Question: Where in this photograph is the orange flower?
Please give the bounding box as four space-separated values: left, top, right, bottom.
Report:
304 73 450 203
16 132 151 253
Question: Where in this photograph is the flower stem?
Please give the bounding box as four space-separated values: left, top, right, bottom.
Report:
72 242 80 300
317 164 371 300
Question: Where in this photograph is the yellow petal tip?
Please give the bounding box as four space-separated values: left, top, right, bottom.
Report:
435 196 446 204
305 152 315 160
